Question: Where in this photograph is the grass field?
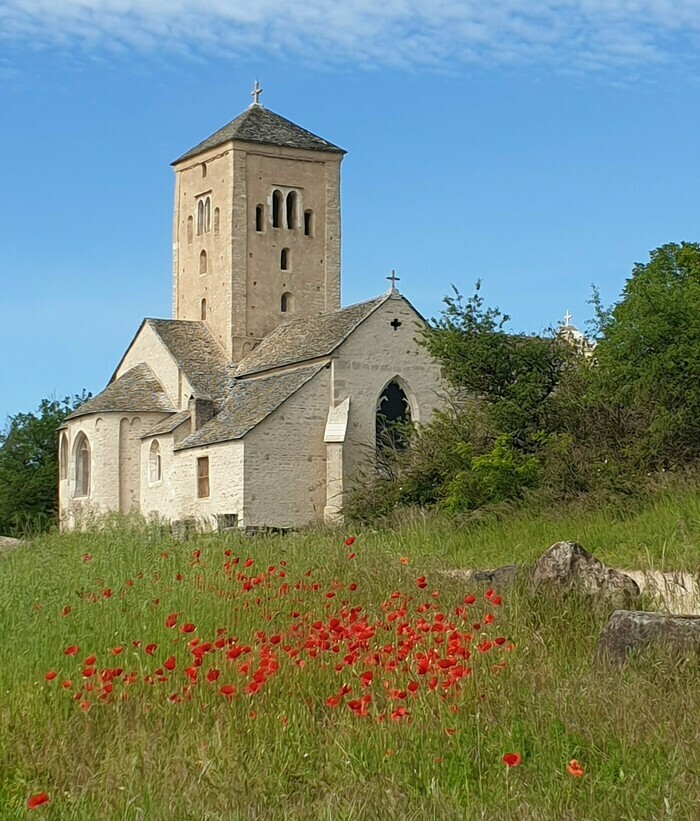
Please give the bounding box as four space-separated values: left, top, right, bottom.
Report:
2 483 700 819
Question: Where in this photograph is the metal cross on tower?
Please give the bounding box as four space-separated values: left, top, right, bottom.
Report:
386 270 400 292
250 80 263 107
563 309 573 326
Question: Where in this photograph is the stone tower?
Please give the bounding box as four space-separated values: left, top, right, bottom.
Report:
171 91 346 362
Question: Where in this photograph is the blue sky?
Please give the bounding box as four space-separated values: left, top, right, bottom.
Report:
2 1 700 423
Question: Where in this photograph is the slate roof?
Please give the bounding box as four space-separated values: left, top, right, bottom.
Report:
176 364 325 450
235 295 388 378
141 410 191 439
144 319 234 402
173 104 345 164
67 364 176 420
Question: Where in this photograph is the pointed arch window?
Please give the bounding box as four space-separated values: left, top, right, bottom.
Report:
213 207 220 234
199 250 208 275
286 191 297 229
73 433 91 498
196 200 204 235
272 190 282 228
59 432 69 480
376 380 412 454
149 440 162 485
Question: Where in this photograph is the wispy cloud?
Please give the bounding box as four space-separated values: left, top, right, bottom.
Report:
2 0 700 76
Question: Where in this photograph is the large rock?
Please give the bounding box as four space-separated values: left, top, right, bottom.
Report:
620 570 700 616
594 609 700 667
532 541 640 607
0 536 21 552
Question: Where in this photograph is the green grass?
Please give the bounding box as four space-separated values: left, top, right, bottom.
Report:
2 483 700 819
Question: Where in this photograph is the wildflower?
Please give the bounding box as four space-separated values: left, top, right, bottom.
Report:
345 537 356 546
82 554 92 562
502 753 522 768
61 680 72 689
165 613 177 628
64 645 79 656
164 656 176 671
206 669 221 683
464 595 476 605
26 792 49 810
44 671 57 682
348 552 356 559
181 623 196 634
399 557 409 565
416 577 428 590
145 644 157 656
567 760 584 778
61 605 71 617
445 728 457 737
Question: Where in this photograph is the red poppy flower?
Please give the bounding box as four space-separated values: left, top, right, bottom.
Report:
82 554 92 562
244 558 254 568
102 588 112 599
44 671 57 681
416 577 428 589
464 594 476 605
206 669 221 683
164 656 176 671
399 557 409 565
84 655 97 666
61 605 72 617
348 583 357 591
111 647 123 655
61 680 72 689
445 728 457 736
26 792 49 810
345 536 356 546
492 596 503 606
181 623 196 634
348 552 356 559
145 643 157 656
502 753 522 768
567 760 584 777
325 695 341 707
64 645 79 656
165 613 177 628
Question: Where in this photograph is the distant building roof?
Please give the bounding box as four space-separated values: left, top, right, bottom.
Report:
173 104 345 165
176 363 325 450
67 364 176 420
235 295 389 378
144 319 234 402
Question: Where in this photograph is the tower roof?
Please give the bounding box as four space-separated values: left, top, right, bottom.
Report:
172 104 345 165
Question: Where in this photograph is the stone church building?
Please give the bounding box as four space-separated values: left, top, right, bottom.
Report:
58 92 443 530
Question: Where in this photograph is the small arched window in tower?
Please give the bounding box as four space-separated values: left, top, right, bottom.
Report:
149 439 162 485
196 200 204 235
73 432 91 498
204 197 211 233
281 292 294 313
200 298 207 320
199 250 208 275
304 209 313 237
286 191 297 229
376 380 412 455
280 248 290 271
59 432 69 480
255 204 264 232
202 162 207 178
272 190 282 228
187 216 193 244
213 207 220 235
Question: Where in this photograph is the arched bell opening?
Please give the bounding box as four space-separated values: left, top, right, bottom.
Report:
376 379 412 455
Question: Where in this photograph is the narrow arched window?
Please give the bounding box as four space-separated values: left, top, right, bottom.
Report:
196 200 204 235
376 381 412 454
281 292 293 313
213 207 220 234
199 250 207 275
74 433 91 498
59 432 69 480
280 248 290 271
255 204 264 232
149 440 162 485
204 197 211 233
272 190 282 228
304 209 313 237
286 191 297 229
202 162 207 178
200 298 207 320
187 216 193 244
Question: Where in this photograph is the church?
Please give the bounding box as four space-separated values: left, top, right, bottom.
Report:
58 88 443 531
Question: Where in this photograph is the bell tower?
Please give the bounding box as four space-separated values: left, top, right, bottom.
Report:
171 85 346 362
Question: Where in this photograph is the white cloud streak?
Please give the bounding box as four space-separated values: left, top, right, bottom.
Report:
1 0 700 75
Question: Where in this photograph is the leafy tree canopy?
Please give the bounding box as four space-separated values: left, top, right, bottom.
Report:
0 393 88 536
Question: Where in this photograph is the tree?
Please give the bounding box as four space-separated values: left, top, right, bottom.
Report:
592 242 700 466
0 393 88 536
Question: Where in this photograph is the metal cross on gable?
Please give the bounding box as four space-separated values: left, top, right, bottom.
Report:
563 309 573 326
386 269 400 291
250 80 263 107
